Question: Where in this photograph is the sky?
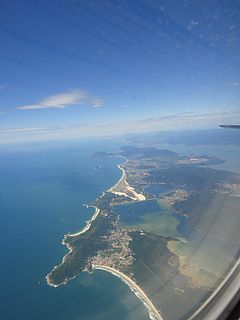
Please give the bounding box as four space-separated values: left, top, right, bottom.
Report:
0 0 239 143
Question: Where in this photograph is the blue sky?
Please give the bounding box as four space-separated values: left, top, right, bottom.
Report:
0 0 239 143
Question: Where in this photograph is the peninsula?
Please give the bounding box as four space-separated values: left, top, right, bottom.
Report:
47 145 240 320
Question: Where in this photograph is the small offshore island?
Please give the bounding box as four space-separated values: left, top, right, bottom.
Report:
47 145 240 320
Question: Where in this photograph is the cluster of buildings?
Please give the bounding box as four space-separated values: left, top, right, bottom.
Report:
90 228 134 271
176 156 207 165
163 189 189 207
217 183 240 197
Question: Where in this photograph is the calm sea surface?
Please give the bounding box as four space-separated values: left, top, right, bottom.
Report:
0 139 149 320
1 135 239 320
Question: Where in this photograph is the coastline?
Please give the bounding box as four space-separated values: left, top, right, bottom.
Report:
46 161 122 288
107 163 126 192
108 163 146 201
46 205 101 288
46 157 155 319
92 265 163 320
68 206 100 237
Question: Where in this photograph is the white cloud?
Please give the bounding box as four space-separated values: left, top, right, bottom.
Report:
17 89 103 110
1 110 239 144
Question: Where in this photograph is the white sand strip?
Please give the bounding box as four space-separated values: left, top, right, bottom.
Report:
92 265 163 320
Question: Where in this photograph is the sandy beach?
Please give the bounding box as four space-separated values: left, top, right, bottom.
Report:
68 207 100 237
46 160 149 307
107 164 126 192
92 264 163 320
108 163 146 201
46 205 101 287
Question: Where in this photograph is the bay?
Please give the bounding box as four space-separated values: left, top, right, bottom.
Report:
0 138 149 320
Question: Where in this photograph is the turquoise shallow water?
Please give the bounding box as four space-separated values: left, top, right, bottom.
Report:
0 139 149 320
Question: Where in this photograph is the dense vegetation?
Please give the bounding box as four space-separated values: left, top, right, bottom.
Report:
48 214 113 285
120 146 177 158
146 165 236 191
129 231 209 319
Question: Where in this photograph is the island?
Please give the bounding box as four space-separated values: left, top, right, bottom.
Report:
91 151 115 158
47 145 240 320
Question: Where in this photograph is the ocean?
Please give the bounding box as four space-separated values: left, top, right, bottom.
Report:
0 138 149 320
1 132 239 320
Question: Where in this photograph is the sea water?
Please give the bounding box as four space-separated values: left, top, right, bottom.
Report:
0 138 149 320
2 132 239 320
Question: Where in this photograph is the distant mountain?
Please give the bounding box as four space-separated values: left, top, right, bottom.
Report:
165 129 240 146
92 152 115 157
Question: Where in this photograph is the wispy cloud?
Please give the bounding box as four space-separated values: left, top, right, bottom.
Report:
187 20 199 31
224 81 239 87
0 84 8 91
90 96 103 108
1 110 239 144
0 127 50 133
16 89 103 110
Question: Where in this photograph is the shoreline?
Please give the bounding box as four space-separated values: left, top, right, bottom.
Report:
92 265 163 320
68 206 100 237
46 204 101 288
108 162 146 201
107 163 126 192
46 157 153 319
46 158 144 289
